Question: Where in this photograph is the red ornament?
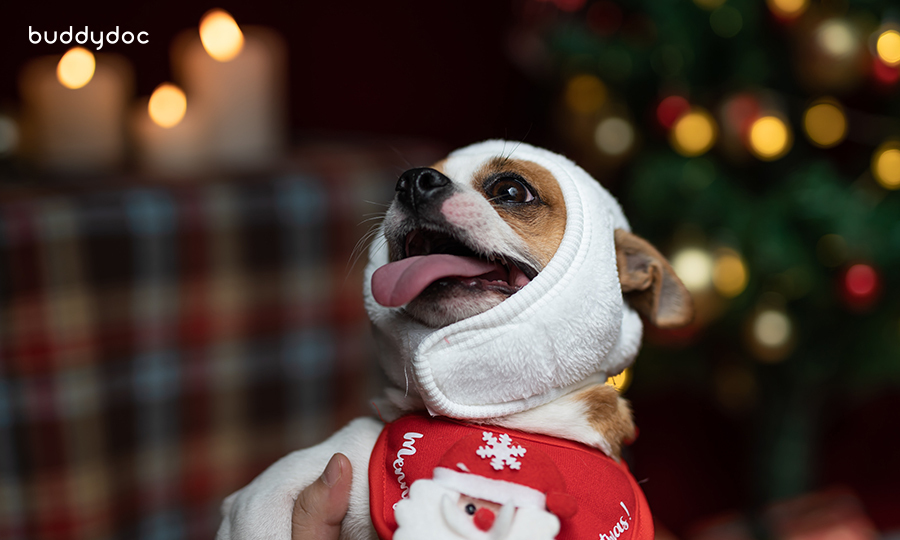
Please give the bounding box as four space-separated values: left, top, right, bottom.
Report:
587 1 624 36
872 57 900 86
840 263 881 310
545 0 587 12
723 93 761 140
656 96 690 129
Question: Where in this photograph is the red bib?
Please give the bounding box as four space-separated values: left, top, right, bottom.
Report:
368 414 654 540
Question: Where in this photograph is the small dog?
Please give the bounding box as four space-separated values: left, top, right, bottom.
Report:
217 141 692 540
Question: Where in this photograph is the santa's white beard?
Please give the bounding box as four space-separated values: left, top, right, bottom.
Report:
394 479 560 540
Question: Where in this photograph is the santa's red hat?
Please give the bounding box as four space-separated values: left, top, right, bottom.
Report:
432 430 578 519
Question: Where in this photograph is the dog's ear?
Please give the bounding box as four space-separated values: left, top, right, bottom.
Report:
614 229 694 328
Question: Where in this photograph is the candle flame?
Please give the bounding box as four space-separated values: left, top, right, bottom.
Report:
57 47 96 89
148 83 187 128
200 9 245 62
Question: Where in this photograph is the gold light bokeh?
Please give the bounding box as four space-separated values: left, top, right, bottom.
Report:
565 74 607 115
713 250 748 298
200 9 245 62
57 47 96 89
872 141 900 190
766 0 808 19
148 83 187 129
670 108 718 157
748 116 792 160
803 99 847 148
876 29 900 66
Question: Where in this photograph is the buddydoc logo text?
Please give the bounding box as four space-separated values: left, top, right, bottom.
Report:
29 26 148 50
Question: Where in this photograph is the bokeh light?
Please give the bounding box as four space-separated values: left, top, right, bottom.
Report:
722 93 761 136
803 99 847 148
816 234 848 267
815 19 858 59
748 115 792 160
694 0 725 10
753 309 792 349
657 95 690 129
713 249 748 298
670 108 718 157
766 0 808 20
565 74 607 115
841 263 881 311
844 264 877 299
714 363 757 413
672 247 714 292
56 47 96 89
710 6 743 38
606 367 632 393
873 57 900 85
200 9 245 62
876 29 900 66
148 83 188 129
0 116 19 157
872 141 900 190
587 1 623 36
594 117 634 156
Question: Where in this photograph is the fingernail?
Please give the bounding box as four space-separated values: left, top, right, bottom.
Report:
321 454 342 488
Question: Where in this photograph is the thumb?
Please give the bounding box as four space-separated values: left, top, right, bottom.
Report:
292 453 353 540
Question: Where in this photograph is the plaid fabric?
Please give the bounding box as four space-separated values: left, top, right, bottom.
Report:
0 141 442 540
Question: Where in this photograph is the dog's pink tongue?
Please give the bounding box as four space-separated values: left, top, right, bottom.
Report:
371 255 500 307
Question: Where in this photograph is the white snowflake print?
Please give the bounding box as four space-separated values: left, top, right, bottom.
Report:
476 432 527 471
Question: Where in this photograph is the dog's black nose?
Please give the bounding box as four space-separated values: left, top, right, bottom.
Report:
396 168 452 211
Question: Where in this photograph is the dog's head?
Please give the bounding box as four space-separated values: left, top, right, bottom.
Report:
371 150 692 330
364 141 692 419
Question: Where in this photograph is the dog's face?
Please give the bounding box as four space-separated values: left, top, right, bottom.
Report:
373 157 567 328
371 151 693 330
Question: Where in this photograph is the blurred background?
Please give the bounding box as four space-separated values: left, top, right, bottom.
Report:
1 1 899 539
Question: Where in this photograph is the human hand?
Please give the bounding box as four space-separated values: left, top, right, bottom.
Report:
291 453 353 540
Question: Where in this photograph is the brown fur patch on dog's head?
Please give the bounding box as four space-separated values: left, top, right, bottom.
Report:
576 384 637 460
472 157 567 268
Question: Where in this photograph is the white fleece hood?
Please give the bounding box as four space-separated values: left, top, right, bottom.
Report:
364 140 643 420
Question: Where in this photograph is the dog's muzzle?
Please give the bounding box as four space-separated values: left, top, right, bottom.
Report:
396 168 454 215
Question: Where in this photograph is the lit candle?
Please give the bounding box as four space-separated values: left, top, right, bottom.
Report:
19 47 132 173
132 82 207 176
172 9 286 171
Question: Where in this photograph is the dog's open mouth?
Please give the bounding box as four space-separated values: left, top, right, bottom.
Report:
371 228 538 308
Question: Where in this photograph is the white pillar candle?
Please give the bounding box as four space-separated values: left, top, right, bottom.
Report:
172 11 287 172
19 48 132 173
131 84 207 177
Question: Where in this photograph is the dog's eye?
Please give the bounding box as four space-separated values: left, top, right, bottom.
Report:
465 504 477 515
488 178 535 204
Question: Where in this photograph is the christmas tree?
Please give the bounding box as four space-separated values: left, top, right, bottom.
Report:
511 0 900 531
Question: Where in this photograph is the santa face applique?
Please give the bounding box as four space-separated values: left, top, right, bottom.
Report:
394 479 560 540
368 415 654 540
392 427 575 540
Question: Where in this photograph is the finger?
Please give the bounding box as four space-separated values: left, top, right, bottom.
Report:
291 453 353 540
